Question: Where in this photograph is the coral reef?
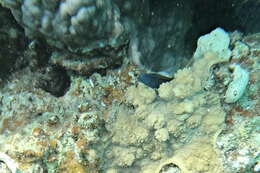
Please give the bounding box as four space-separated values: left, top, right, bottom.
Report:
0 26 259 173
1 0 260 172
103 40 227 172
1 0 260 77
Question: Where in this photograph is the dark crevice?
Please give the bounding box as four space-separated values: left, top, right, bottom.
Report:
36 65 71 97
0 5 27 79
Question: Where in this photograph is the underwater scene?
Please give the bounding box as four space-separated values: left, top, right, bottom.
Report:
0 0 259 173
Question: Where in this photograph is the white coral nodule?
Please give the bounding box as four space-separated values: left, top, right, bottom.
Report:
0 152 21 173
224 64 249 103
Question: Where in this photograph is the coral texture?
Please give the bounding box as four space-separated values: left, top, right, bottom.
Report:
0 28 259 173
1 0 146 53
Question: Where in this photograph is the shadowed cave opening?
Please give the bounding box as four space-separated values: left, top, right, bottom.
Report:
139 0 260 88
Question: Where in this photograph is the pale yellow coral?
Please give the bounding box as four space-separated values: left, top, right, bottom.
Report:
111 106 149 145
166 119 183 136
106 168 118 173
108 35 230 172
126 83 156 106
145 111 166 129
158 81 175 100
155 128 169 142
163 68 198 99
111 147 136 167
172 100 194 115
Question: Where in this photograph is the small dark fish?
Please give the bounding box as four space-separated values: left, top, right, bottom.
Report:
138 73 172 89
